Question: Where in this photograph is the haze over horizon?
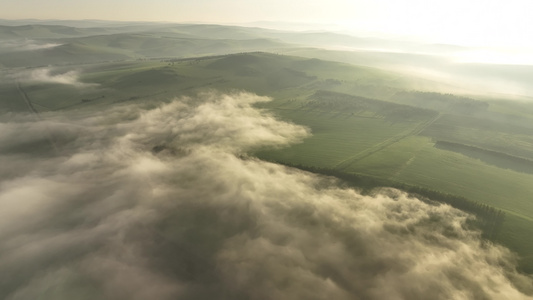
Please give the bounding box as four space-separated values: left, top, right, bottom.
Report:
2 0 533 49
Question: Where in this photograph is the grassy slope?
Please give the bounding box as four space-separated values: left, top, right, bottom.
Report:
3 51 533 272
0 28 289 68
257 92 533 272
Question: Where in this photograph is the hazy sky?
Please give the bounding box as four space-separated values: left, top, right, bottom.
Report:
1 0 533 46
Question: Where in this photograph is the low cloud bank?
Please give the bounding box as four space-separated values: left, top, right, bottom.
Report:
3 67 96 88
0 92 531 300
16 68 96 87
0 39 62 53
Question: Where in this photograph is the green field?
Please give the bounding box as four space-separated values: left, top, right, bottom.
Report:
254 89 533 272
2 27 533 274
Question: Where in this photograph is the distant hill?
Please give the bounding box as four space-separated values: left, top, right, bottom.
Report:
0 30 289 67
0 24 114 39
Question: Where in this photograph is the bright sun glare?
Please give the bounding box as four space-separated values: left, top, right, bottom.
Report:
336 0 533 65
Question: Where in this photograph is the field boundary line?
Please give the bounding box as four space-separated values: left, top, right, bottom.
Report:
333 114 441 171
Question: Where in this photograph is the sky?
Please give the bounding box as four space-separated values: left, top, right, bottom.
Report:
1 0 533 47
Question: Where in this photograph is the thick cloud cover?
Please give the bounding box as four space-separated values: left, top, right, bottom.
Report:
0 92 531 300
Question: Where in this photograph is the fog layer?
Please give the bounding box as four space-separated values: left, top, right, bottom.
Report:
6 67 95 87
0 92 531 300
0 40 61 53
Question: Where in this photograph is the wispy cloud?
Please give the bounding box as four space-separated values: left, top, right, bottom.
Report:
8 67 97 88
0 92 531 299
0 39 62 53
